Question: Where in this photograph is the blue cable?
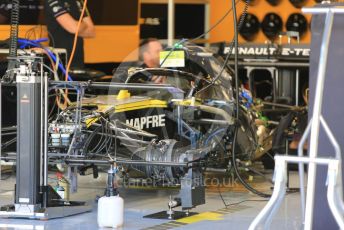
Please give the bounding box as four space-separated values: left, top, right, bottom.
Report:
17 38 73 81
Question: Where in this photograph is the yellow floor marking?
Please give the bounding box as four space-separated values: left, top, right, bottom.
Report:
176 212 223 224
212 211 229 215
142 205 250 230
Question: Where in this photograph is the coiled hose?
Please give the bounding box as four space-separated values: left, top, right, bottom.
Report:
5 0 20 82
9 0 19 59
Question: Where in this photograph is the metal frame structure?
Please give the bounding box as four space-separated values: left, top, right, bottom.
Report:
0 54 92 219
249 5 344 230
249 156 344 230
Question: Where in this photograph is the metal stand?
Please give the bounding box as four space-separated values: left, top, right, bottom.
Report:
144 196 197 220
249 5 344 230
144 159 205 220
0 54 91 219
285 138 299 192
249 156 344 230
0 78 2 181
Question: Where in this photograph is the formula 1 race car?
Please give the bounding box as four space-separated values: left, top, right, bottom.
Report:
47 44 276 207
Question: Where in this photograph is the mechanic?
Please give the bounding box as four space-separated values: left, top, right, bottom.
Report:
139 38 165 84
45 0 95 69
139 38 163 68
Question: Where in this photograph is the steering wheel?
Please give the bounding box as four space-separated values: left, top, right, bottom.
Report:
125 69 154 83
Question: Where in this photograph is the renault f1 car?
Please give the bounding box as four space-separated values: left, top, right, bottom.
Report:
47 45 276 207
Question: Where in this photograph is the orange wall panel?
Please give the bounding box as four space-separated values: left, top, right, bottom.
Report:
0 25 140 63
84 26 140 63
0 25 48 41
209 0 315 44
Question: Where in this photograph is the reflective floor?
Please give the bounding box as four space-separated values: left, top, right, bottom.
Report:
0 170 303 230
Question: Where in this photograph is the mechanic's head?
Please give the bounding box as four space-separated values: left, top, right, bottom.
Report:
139 38 163 68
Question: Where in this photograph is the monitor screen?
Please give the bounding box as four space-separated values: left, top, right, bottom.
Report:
0 0 138 26
141 4 205 39
87 0 139 25
0 0 44 25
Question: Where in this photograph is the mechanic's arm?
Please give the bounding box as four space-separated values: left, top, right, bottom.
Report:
56 13 95 38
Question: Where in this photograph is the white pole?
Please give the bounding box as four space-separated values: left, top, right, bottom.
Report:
168 0 175 46
303 10 334 230
204 2 210 47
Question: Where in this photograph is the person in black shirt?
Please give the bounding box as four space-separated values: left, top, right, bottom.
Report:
45 0 95 68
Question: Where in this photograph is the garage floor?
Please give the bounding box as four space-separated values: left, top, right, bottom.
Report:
0 170 303 230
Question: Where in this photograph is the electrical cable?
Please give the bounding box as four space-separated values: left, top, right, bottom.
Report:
195 0 249 97
22 43 71 109
55 0 88 111
42 47 72 108
25 25 56 49
17 39 72 81
48 96 57 119
94 118 112 154
49 48 73 109
65 0 88 81
83 117 103 153
1 137 16 150
113 119 118 161
41 63 62 117
103 123 113 154
42 63 55 75
0 171 13 181
159 0 240 68
228 0 271 198
233 0 240 126
102 119 115 155
91 118 107 153
189 0 240 43
46 29 56 49
105 121 113 156
217 185 268 208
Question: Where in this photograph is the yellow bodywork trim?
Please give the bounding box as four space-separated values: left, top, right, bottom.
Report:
114 99 167 113
172 98 202 106
83 99 168 127
85 117 99 128
116 90 131 99
78 95 204 128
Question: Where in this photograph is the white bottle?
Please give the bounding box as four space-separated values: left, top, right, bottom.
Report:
97 195 124 228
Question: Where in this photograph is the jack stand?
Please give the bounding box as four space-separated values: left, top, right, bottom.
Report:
144 195 197 220
0 185 91 220
144 156 204 220
167 196 175 220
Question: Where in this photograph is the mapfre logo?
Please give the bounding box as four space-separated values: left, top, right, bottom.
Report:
126 114 166 130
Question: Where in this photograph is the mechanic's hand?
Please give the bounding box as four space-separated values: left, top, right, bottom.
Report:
151 75 167 84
